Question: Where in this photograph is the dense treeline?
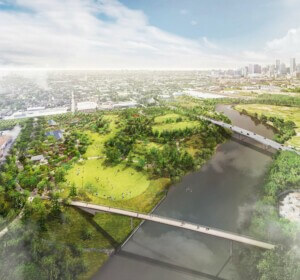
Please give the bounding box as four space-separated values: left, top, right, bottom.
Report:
238 152 300 280
0 213 86 280
104 107 230 181
1 106 232 279
262 152 300 202
146 145 195 179
250 94 300 107
105 114 153 164
206 94 300 107
47 112 111 135
282 87 300 93
0 117 90 227
0 119 24 131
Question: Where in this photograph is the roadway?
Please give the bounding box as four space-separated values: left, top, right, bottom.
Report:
0 125 22 165
70 201 275 250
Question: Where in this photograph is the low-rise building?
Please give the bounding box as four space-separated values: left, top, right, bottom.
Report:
30 154 46 162
45 130 64 140
48 119 57 126
77 101 98 111
113 101 138 109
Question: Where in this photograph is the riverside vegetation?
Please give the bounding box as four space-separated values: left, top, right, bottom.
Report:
0 103 231 279
178 95 300 280
237 151 300 280
223 96 300 280
235 104 300 148
1 95 299 280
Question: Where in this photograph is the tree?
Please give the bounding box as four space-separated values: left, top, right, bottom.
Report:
50 193 61 217
80 227 92 240
105 146 122 164
136 158 146 171
258 248 300 280
69 184 77 197
55 168 66 184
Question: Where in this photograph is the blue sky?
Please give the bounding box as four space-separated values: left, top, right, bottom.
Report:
120 0 299 48
0 0 299 69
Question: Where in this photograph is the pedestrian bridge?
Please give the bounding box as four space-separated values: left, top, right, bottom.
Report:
200 116 299 155
70 201 275 250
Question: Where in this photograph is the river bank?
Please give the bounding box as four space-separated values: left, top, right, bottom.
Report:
92 104 275 280
237 150 300 279
234 104 300 149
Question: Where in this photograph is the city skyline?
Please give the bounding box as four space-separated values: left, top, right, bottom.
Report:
0 0 300 69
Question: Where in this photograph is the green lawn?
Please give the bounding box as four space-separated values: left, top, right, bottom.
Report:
152 121 200 133
84 115 119 157
154 113 183 123
235 104 300 148
84 131 107 157
64 124 170 211
58 112 172 279
66 159 150 201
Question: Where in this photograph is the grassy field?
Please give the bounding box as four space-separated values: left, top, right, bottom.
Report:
56 113 163 278
63 115 170 212
58 111 206 279
152 121 199 133
235 104 300 148
152 112 200 133
84 115 119 157
64 113 153 201
66 159 150 201
154 113 184 123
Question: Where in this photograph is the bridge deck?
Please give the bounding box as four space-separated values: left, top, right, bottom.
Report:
71 201 275 250
200 116 299 155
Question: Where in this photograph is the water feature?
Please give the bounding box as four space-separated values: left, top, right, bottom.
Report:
93 105 275 280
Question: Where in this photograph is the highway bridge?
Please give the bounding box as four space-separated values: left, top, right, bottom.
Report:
70 201 275 250
200 116 300 155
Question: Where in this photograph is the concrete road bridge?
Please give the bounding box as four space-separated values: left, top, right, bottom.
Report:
199 116 300 155
70 201 275 250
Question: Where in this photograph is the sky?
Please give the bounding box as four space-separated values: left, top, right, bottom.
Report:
0 0 299 69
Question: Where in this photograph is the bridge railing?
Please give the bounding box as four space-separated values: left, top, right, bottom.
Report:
144 212 273 245
78 202 273 246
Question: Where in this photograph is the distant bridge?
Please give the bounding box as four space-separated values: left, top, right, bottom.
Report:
70 201 275 250
200 116 300 155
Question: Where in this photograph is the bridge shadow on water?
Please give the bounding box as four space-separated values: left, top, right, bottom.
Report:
231 135 275 157
118 250 229 280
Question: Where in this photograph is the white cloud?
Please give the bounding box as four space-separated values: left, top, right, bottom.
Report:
202 37 218 50
0 0 298 69
231 27 300 65
265 27 300 56
0 0 239 69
